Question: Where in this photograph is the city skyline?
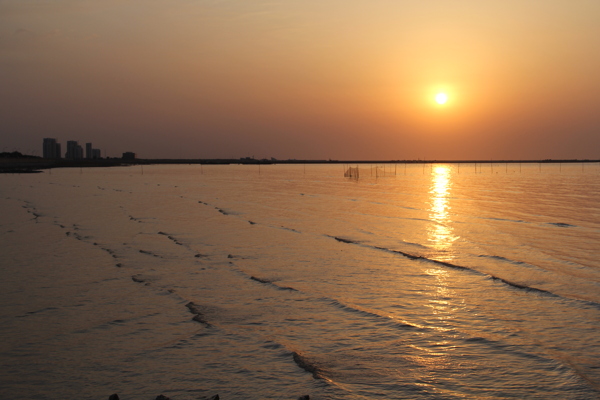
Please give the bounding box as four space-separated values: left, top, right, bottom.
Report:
1 1 600 160
42 138 102 160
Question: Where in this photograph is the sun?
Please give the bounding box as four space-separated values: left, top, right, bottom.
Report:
435 93 448 105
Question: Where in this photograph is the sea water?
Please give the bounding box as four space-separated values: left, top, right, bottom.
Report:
0 163 599 399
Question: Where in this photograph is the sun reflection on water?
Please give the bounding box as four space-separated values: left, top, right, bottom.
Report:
428 165 459 261
420 166 462 365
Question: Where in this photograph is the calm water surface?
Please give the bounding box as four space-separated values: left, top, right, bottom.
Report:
1 163 599 399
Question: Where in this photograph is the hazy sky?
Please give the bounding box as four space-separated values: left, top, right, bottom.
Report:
1 0 599 160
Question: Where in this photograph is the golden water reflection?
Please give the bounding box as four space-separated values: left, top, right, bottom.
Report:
428 165 458 261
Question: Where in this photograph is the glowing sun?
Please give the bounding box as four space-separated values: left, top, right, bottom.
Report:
435 93 448 105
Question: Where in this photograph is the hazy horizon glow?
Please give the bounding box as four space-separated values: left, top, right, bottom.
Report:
1 1 599 160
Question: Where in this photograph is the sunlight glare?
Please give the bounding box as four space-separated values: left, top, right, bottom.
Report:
435 93 448 105
428 165 459 260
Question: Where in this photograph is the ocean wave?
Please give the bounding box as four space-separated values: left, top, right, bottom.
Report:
332 236 357 244
488 276 555 296
158 231 185 246
185 302 213 327
483 217 528 223
279 226 301 233
329 235 600 307
291 351 324 379
17 306 60 317
215 207 229 215
250 275 298 291
322 297 419 331
139 249 162 258
477 254 526 265
547 222 576 228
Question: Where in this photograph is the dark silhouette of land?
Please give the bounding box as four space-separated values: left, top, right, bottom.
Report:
1 151 598 173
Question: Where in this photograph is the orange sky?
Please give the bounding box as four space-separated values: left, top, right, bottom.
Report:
1 0 599 160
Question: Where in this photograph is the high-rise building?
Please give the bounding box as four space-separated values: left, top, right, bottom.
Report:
85 142 103 159
42 138 61 159
65 141 84 160
86 143 93 159
42 138 55 158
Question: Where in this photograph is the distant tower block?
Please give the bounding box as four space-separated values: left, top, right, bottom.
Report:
43 138 61 159
66 140 84 160
86 143 93 159
122 152 136 160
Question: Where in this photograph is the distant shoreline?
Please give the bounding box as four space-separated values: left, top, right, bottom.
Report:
1 157 599 173
131 158 600 165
